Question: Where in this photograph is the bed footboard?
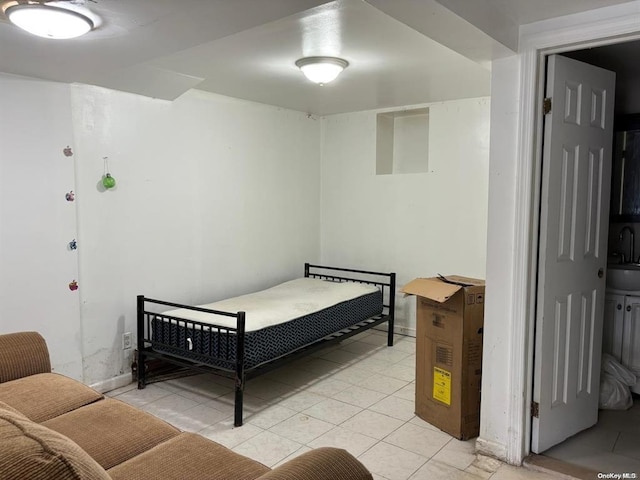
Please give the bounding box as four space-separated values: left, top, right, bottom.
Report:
136 295 247 426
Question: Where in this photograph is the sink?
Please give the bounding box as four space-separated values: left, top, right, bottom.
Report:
607 263 640 291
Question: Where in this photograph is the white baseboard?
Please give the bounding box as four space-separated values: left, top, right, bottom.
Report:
90 372 133 394
394 325 416 337
372 325 416 337
476 436 509 464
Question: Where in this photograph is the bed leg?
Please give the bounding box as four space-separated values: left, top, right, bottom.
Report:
388 273 396 347
136 295 147 389
234 311 246 427
137 350 146 389
234 379 244 427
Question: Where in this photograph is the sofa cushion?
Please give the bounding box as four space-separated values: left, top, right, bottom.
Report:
0 399 27 417
0 331 51 383
0 407 111 480
0 372 103 422
43 398 180 470
107 432 270 480
256 447 373 480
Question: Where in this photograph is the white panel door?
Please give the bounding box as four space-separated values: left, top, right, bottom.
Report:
532 54 615 453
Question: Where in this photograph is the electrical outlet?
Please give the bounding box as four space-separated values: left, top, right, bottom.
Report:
122 332 132 350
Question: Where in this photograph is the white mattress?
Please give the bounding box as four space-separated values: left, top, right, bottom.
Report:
160 278 379 332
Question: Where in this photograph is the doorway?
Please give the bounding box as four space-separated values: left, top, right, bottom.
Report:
534 39 640 475
475 3 640 468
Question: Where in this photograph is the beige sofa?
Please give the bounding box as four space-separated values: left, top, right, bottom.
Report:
0 332 373 480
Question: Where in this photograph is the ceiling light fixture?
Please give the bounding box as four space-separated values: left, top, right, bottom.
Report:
295 56 349 85
6 3 94 39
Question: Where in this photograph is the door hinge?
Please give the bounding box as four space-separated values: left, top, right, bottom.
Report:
531 401 540 418
543 98 552 115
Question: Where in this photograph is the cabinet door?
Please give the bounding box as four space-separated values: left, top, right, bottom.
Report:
622 295 640 377
604 293 625 361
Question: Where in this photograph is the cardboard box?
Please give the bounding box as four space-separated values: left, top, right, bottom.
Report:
402 275 485 440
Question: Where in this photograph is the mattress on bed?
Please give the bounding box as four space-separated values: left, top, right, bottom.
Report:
157 278 380 332
151 279 383 369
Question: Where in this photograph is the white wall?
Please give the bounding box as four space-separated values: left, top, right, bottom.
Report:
0 74 83 379
320 97 491 332
0 76 321 387
71 86 322 385
476 56 521 461
0 74 489 390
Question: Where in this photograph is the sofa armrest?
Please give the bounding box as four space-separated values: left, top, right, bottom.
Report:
256 447 372 480
0 332 51 383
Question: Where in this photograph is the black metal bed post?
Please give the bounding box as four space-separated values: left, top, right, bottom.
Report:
234 312 246 427
304 262 310 278
388 273 396 347
136 295 147 389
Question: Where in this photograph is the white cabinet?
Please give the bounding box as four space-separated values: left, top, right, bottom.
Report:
604 293 640 393
604 293 625 361
622 296 640 394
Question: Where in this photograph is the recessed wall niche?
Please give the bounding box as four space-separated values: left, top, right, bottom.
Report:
376 108 429 175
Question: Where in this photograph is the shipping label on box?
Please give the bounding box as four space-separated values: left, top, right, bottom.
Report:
433 366 452 405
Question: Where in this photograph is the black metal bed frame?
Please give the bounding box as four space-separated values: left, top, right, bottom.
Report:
136 263 396 427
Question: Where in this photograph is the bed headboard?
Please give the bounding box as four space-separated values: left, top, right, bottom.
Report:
304 263 396 321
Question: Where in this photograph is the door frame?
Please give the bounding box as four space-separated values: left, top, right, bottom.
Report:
502 5 640 464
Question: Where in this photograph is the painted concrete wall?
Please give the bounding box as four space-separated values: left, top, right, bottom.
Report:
71 86 322 385
320 97 491 333
477 56 521 460
0 75 489 389
0 76 321 387
0 74 83 380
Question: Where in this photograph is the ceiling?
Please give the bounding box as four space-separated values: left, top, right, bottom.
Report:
0 0 635 115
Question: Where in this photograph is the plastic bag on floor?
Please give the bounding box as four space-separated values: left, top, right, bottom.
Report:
602 353 637 386
599 354 636 410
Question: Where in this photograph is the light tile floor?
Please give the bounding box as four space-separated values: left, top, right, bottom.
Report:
107 330 559 480
544 398 640 475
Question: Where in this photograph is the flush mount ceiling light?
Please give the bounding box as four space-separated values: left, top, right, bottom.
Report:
6 3 94 39
295 56 349 85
